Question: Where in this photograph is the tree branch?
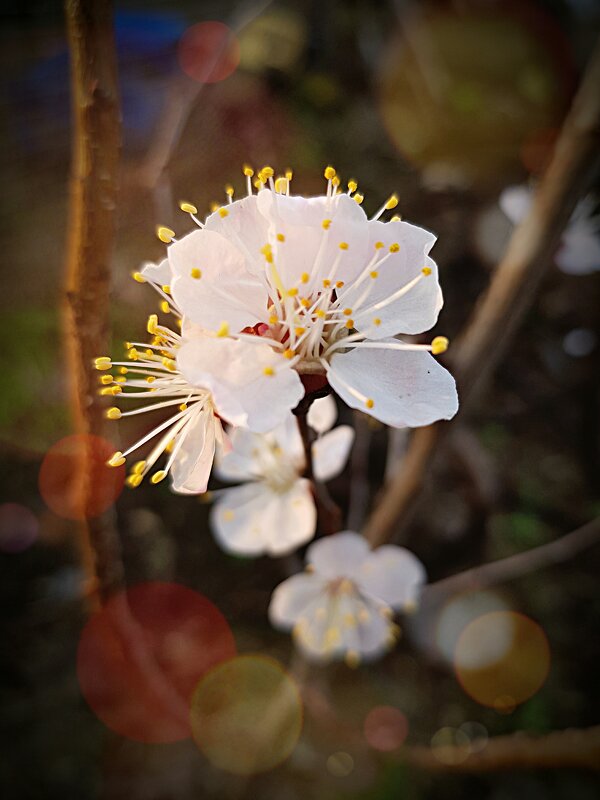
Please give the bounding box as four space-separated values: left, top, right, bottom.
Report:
364 40 600 547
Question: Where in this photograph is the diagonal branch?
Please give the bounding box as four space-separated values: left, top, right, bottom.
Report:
364 39 600 548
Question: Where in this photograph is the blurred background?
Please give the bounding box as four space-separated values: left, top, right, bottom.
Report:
1 0 599 797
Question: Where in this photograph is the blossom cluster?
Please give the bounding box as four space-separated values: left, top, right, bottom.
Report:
96 164 458 662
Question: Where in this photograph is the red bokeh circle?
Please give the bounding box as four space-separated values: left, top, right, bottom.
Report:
364 706 409 752
77 582 237 743
39 434 125 521
178 21 240 84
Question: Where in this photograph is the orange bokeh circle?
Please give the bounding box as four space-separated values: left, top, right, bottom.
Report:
178 21 240 84
77 582 236 743
39 434 125 521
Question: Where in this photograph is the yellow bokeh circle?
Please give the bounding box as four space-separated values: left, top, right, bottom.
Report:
454 611 550 709
190 654 303 775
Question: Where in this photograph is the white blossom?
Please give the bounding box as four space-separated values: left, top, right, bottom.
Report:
210 399 354 556
269 531 426 665
500 185 600 275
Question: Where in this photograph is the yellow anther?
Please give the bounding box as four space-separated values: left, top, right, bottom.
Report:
179 403 188 411
375 241 384 249
94 357 112 371
217 322 229 337
100 385 121 396
115 375 126 383
287 287 298 297
243 164 254 177
389 243 400 253
264 251 273 263
162 357 176 371
146 376 155 384
300 272 309 284
119 367 128 375
145 349 153 357
323 279 331 288
190 267 201 279
274 177 287 193
315 309 326 319
295 326 305 337
431 336 449 355
390 214 402 221
269 315 278 325
345 319 354 329
345 650 361 668
165 439 175 454
339 242 349 250
160 300 170 314
285 169 293 180
373 317 381 326
254 178 264 190
261 165 274 178
365 398 374 409
179 201 198 214
332 176 340 187
151 470 167 484
107 451 126 467
127 348 139 360
325 627 341 646
126 474 143 488
263 366 275 376
336 280 345 288
209 201 219 212
147 314 158 334
422 266 432 276
156 226 175 243
283 348 294 359
105 407 122 420
385 193 399 210
225 184 234 197
322 219 332 230
354 193 364 204
347 180 357 192
161 285 171 295
100 374 114 385
276 233 286 242
343 308 353 316
223 509 235 521
132 461 146 475
132 271 146 283
324 165 336 180
298 298 309 308
218 207 229 218
370 270 379 279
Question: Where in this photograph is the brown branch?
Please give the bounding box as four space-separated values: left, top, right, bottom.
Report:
296 410 342 535
364 39 600 547
424 516 600 598
64 0 123 602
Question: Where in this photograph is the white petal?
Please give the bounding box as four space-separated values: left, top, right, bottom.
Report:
169 229 267 330
356 546 426 609
499 185 532 224
268 572 328 629
214 427 263 482
312 425 354 482
348 220 442 338
328 343 458 428
354 596 394 658
170 409 216 494
211 479 316 557
204 194 270 275
307 395 338 433
556 221 600 275
140 257 172 285
306 531 370 579
257 190 370 291
177 335 304 433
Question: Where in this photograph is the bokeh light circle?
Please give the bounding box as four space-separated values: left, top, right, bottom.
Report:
39 434 125 520
77 582 236 743
454 611 550 710
326 751 355 777
178 21 240 84
431 727 471 765
0 503 38 553
364 706 408 752
435 590 511 666
191 654 302 775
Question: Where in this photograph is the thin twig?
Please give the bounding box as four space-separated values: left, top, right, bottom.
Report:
64 0 123 603
364 40 600 547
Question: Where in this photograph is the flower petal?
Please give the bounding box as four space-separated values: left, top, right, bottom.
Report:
499 185 532 224
269 572 328 629
140 257 172 285
170 408 216 494
307 395 338 434
214 427 263 482
328 344 458 428
347 220 442 338
312 425 354 482
177 335 305 433
204 194 270 275
356 546 426 609
169 229 267 330
306 531 370 579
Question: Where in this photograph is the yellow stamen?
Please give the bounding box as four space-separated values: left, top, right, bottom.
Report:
389 243 400 253
373 317 381 326
225 184 234 197
422 266 432 276
295 327 305 337
263 366 274 376
179 403 188 411
285 168 293 180
276 233 285 242
431 336 449 355
274 177 287 193
217 322 229 337
269 315 278 325
150 470 167 484
324 165 336 180
94 357 112 371
345 319 354 329
365 398 374 409
323 279 331 288
354 193 364 204
261 165 274 178
375 241 384 250
132 271 146 283
243 164 254 177
179 201 197 214
100 374 114 385
105 407 121 420
218 207 229 218
190 267 201 279
370 270 378 279
162 285 171 295
157 226 175 243
390 214 402 221
347 180 357 192
160 300 170 314
126 474 143 488
287 287 298 297
315 309 326 319
336 280 344 288
132 461 146 475
283 348 294 359
343 308 352 316
339 242 349 250
385 193 399 210
322 219 331 230
107 452 126 467
147 314 158 335
301 272 309 283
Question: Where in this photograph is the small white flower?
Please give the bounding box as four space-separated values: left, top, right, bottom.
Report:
269 531 426 665
210 402 354 556
157 165 458 428
500 185 600 275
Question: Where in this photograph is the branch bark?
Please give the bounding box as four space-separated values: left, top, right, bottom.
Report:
364 40 600 547
64 0 123 602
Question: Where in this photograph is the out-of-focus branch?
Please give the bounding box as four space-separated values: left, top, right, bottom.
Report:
424 516 600 598
64 0 123 602
364 40 600 547
296 410 342 535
